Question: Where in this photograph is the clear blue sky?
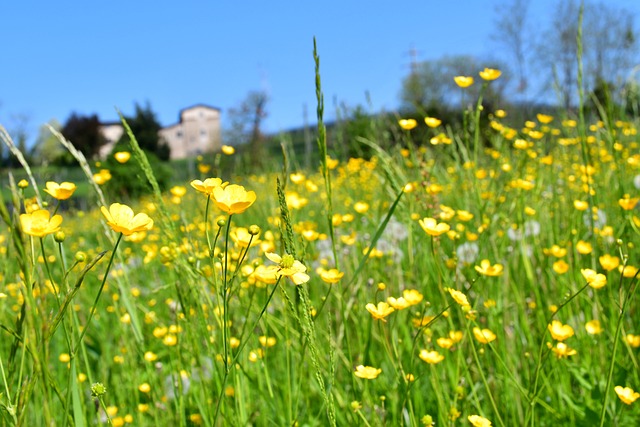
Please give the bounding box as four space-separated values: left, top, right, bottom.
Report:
2 0 639 146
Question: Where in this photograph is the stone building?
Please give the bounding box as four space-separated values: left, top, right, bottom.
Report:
99 104 222 159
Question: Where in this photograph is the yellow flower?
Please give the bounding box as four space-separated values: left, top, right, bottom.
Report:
213 184 256 214
468 415 492 427
221 145 235 155
626 334 640 348
398 119 418 130
551 342 577 358
44 181 77 200
536 114 554 124
419 349 444 365
474 259 503 276
599 254 620 271
424 117 442 128
138 383 151 393
353 201 369 214
473 327 496 344
403 289 423 305
265 253 309 285
101 203 154 236
615 386 640 405
354 365 381 379
190 177 227 196
619 196 638 210
252 265 279 285
365 301 395 322
114 151 131 164
93 169 112 185
581 268 607 289
198 163 211 174
419 217 450 236
619 265 638 278
573 200 589 211
316 268 344 284
553 260 569 274
454 76 474 88
387 296 410 310
576 240 593 254
448 288 470 308
548 320 574 341
479 68 501 81
20 209 63 238
585 320 603 335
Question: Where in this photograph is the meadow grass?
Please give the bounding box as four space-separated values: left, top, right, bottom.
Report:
1 51 640 427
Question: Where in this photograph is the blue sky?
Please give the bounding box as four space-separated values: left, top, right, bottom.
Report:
2 0 640 146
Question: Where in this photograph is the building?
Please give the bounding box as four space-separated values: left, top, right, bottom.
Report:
99 104 222 160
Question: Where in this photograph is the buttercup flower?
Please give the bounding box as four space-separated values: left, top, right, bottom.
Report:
44 181 77 200
424 117 442 128
536 114 554 124
20 209 63 237
265 253 309 285
468 415 492 427
354 365 381 379
221 145 235 155
190 177 227 196
366 302 395 321
316 268 344 284
213 184 256 215
448 288 470 308
114 151 131 164
398 119 418 130
581 268 607 289
473 327 496 344
419 217 450 236
479 68 501 81
599 254 620 271
551 342 577 358
101 203 154 236
585 320 603 335
419 350 444 365
548 320 574 341
454 76 474 88
615 386 640 404
474 259 503 276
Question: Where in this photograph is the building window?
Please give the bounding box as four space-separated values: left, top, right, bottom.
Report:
176 130 183 138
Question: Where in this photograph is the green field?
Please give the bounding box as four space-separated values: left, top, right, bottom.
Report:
1 66 640 427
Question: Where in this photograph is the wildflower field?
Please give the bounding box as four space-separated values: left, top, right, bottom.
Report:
1 57 640 427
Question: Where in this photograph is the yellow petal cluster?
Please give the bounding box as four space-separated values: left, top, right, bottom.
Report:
213 184 257 215
101 203 154 236
20 209 63 237
419 217 450 236
44 181 77 200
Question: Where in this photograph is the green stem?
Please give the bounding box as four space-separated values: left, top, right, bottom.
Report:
74 233 123 351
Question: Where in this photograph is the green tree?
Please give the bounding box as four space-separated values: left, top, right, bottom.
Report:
399 55 510 114
62 112 105 160
117 102 169 161
32 119 67 165
225 90 269 167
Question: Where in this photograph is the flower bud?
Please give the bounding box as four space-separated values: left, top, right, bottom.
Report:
249 225 261 236
54 231 66 243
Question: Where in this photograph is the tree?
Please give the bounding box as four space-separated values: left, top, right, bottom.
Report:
491 0 532 102
399 55 510 114
32 119 66 165
62 113 105 160
536 0 637 110
117 102 169 161
225 90 269 167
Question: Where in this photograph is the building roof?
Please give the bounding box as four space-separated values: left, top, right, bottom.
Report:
179 103 221 117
